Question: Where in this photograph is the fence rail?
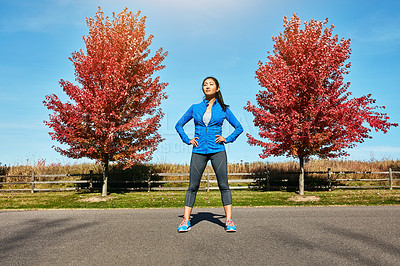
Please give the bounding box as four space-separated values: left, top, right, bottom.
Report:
0 168 399 192
326 168 399 190
0 171 100 193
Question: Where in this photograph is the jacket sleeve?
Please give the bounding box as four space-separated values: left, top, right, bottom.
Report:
224 108 243 143
175 105 194 145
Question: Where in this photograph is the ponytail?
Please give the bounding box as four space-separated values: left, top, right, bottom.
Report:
215 90 229 112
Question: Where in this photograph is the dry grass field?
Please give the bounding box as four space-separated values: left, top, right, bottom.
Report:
2 158 399 176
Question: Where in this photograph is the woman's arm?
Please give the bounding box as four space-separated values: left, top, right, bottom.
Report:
175 105 194 144
224 108 244 143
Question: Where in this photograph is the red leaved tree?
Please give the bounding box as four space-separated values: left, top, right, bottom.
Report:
244 14 398 195
44 7 168 196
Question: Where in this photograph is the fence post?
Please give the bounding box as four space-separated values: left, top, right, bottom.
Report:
328 168 332 191
389 168 393 190
147 178 151 192
89 170 93 192
266 167 271 191
207 169 210 192
31 171 35 193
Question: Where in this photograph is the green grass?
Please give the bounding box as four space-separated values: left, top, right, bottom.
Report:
1 189 399 209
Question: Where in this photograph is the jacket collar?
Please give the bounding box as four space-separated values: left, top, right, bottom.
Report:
203 98 218 107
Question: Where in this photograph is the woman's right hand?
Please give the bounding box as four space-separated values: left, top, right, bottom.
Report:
189 137 199 147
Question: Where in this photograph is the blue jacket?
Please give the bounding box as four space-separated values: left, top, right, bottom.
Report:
175 99 243 154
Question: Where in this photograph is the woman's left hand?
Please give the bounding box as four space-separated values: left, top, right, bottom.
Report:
215 135 226 144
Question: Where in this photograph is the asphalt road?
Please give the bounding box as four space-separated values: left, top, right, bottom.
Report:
1 206 399 265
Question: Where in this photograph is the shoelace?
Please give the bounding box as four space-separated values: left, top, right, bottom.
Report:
226 220 236 227
179 219 189 227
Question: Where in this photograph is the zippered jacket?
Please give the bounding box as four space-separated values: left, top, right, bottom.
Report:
175 99 243 154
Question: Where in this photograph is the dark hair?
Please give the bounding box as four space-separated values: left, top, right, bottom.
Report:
202 76 229 111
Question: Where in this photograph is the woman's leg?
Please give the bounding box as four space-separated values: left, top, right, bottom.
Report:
210 151 232 219
183 206 192 221
183 153 208 220
224 204 232 220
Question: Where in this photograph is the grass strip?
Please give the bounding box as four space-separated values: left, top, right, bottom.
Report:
0 189 399 210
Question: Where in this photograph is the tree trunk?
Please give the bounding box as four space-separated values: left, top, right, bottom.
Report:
102 158 109 197
299 156 305 195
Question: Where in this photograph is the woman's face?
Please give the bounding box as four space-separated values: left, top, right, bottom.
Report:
202 78 220 98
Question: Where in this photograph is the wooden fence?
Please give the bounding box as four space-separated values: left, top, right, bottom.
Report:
259 168 400 191
326 168 400 190
0 170 254 193
0 172 96 193
0 168 399 192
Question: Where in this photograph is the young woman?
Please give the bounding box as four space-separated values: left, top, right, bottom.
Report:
175 77 243 232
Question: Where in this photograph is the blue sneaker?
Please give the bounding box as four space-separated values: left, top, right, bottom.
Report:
225 219 236 232
177 219 191 232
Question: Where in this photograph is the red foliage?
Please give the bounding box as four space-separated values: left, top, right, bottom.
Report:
245 14 398 161
44 7 168 167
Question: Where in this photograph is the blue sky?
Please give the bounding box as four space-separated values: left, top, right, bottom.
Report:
1 0 399 166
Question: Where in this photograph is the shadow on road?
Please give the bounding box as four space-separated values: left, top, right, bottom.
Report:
0 216 96 262
179 212 225 228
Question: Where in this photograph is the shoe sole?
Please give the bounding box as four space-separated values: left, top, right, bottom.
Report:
178 227 191 233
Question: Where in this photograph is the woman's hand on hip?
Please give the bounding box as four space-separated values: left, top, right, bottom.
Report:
215 135 226 144
189 137 199 147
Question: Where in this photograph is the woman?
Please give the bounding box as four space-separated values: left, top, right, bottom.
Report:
175 77 243 232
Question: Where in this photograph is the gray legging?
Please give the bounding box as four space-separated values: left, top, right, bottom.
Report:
184 151 232 207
